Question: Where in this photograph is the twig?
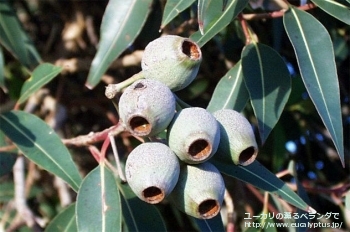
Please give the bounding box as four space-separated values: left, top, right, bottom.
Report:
242 3 317 21
13 156 42 231
224 189 235 232
62 123 125 147
105 71 144 99
109 134 127 182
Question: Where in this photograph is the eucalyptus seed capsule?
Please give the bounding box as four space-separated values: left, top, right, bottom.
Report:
213 109 258 166
118 79 175 137
167 107 220 164
125 142 180 204
141 35 202 91
169 162 225 219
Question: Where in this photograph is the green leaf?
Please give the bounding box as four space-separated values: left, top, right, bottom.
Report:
0 111 82 192
161 0 196 29
18 63 62 104
207 61 249 113
198 0 215 35
241 43 291 144
194 214 225 232
45 203 77 232
118 182 167 232
311 0 350 25
76 165 121 232
0 0 41 69
283 7 344 165
0 152 16 177
0 46 5 91
212 160 312 212
190 0 249 47
86 0 152 89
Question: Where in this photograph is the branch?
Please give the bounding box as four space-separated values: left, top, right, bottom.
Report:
242 3 317 20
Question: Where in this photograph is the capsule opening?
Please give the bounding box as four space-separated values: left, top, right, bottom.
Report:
239 146 258 166
182 40 201 60
142 186 164 204
198 199 220 219
129 116 151 135
188 139 211 160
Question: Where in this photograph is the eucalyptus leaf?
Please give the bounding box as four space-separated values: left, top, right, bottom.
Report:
0 152 16 177
18 63 62 104
86 0 152 89
118 182 167 232
0 111 82 192
311 0 350 25
76 165 121 232
197 0 216 35
161 0 196 29
190 0 249 47
283 6 344 165
194 214 225 232
241 43 291 144
0 46 5 91
45 203 77 232
207 61 249 113
212 160 312 212
0 0 41 69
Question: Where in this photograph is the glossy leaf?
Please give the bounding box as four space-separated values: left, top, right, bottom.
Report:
0 111 82 192
197 0 213 34
207 61 249 113
86 0 152 89
76 164 121 232
241 43 291 144
0 46 5 90
194 214 225 232
190 0 249 47
0 1 41 69
212 160 312 212
311 0 350 25
161 0 196 29
18 63 62 104
118 181 167 232
283 7 344 165
45 203 77 232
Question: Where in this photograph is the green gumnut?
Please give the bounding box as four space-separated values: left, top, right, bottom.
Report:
141 35 202 91
213 109 258 166
167 107 220 164
169 162 225 219
118 79 175 137
125 142 180 204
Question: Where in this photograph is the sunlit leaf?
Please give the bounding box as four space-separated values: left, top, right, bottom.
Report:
0 111 82 192
190 0 249 47
76 164 121 232
45 203 77 232
194 214 225 232
212 160 312 212
207 61 249 113
311 0 350 25
283 6 344 165
86 0 152 89
18 63 62 104
241 43 291 144
118 181 167 231
197 0 212 34
0 1 41 69
161 0 196 29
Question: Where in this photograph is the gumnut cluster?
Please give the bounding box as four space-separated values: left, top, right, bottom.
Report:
117 35 258 219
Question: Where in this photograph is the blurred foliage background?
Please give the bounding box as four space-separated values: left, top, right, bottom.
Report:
0 0 349 231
